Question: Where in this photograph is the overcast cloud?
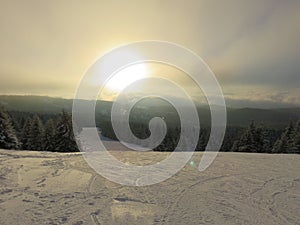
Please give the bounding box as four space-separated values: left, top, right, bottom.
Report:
0 0 299 107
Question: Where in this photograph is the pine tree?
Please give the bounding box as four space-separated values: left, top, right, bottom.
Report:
231 140 239 152
30 114 45 150
54 110 78 152
21 115 45 151
231 121 262 152
294 132 300 154
261 129 272 153
21 117 33 150
272 121 295 153
290 120 300 154
43 119 56 151
9 112 22 140
0 109 20 149
196 129 208 151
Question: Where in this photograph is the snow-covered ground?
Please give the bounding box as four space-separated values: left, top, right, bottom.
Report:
0 149 299 225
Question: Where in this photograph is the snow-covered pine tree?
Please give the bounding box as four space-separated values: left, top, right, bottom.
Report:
0 109 20 149
43 119 56 151
272 135 287 153
54 110 78 152
272 121 295 153
231 121 262 152
290 120 300 154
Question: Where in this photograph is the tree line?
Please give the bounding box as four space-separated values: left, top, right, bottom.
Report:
0 109 78 152
0 108 299 153
159 121 299 153
231 121 300 153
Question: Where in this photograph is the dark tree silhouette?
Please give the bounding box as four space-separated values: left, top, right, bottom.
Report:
54 110 78 152
261 128 273 153
294 121 300 154
288 120 300 154
43 119 56 151
30 114 45 151
21 117 33 150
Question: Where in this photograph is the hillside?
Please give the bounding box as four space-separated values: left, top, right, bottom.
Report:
1 95 300 127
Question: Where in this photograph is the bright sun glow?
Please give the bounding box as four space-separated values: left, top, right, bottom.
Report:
105 64 149 91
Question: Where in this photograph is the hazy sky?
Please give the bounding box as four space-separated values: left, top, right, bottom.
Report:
0 0 299 108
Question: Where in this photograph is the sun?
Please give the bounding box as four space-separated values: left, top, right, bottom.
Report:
105 63 149 91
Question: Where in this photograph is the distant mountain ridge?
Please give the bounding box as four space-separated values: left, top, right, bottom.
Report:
0 95 299 127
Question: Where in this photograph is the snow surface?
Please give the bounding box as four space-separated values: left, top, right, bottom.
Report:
0 149 299 225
